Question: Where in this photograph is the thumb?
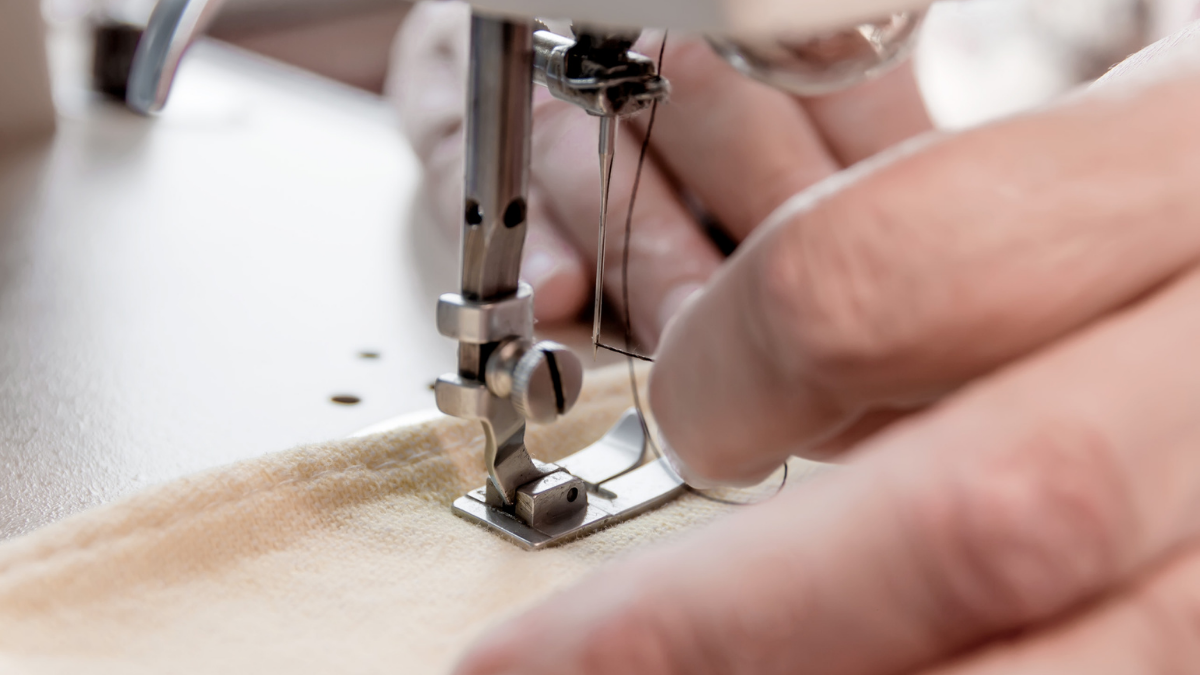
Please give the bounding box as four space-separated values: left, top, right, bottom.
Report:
450 499 815 675
388 1 469 163
650 69 1200 487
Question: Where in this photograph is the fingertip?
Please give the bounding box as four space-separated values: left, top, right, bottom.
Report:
659 430 787 490
656 282 705 339
522 246 588 324
648 304 700 476
649 266 797 487
521 203 590 324
658 434 724 490
649 317 742 488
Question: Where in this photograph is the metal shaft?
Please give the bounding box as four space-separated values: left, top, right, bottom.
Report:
462 17 533 309
592 115 618 350
461 13 533 384
461 14 542 504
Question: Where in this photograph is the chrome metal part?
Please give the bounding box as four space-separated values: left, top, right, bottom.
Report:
435 375 519 428
435 374 546 506
592 115 618 349
484 338 584 423
441 12 683 544
461 15 533 306
514 468 587 529
484 338 531 399
556 409 647 486
530 28 668 351
437 13 542 507
453 409 685 550
126 0 226 114
437 284 534 345
510 341 583 423
533 29 670 118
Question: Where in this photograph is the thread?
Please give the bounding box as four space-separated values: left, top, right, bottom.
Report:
608 34 788 506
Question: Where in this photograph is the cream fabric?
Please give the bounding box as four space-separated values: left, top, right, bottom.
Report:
0 366 817 674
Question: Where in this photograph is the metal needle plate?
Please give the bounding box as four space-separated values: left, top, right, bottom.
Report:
556 409 646 487
453 409 685 550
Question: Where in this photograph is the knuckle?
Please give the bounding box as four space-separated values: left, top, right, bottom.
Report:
912 416 1136 629
753 196 915 390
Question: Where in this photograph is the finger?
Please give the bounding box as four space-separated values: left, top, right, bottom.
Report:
523 193 590 323
530 90 723 347
1095 21 1200 88
459 266 1200 675
628 37 841 241
651 70 1200 482
800 61 934 166
669 407 917 489
924 545 1200 675
389 0 470 247
389 1 470 166
807 407 916 460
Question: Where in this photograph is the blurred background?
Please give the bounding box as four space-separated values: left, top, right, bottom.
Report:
40 0 1200 127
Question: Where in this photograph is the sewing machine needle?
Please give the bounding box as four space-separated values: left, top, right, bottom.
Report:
593 115 618 353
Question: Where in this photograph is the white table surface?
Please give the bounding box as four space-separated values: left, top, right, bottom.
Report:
0 39 465 539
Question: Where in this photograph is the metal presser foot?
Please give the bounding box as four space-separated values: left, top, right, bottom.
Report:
451 409 685 550
433 13 680 550
435 283 684 551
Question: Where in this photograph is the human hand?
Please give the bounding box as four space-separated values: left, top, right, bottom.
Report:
389 1 930 348
453 25 1200 675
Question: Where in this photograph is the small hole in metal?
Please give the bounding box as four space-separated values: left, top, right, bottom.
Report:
358 351 381 360
465 200 483 226
331 395 361 405
502 198 526 229
567 487 579 503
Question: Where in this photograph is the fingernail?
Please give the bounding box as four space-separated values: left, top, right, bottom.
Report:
657 282 704 336
658 433 723 490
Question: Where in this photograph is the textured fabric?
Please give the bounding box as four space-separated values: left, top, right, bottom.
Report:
0 365 817 674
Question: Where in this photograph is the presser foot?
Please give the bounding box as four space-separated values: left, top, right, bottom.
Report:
453 409 685 550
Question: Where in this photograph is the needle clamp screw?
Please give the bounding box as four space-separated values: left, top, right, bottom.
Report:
487 340 583 424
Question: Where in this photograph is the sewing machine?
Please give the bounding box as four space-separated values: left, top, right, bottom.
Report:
119 0 934 548
439 0 937 549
